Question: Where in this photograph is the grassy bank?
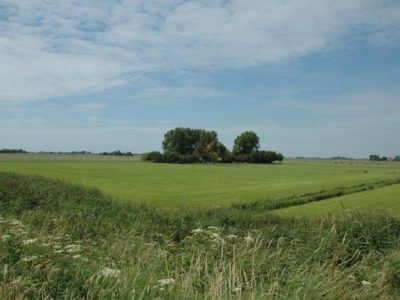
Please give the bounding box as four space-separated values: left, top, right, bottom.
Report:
1 172 400 299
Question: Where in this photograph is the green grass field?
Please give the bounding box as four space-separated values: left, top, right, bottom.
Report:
2 157 400 298
1 154 400 209
275 183 400 217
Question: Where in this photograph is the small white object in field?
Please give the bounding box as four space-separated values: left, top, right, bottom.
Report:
192 228 203 234
362 280 371 286
1 234 10 241
157 278 175 286
22 238 37 245
65 244 81 253
101 267 121 278
22 256 38 262
244 236 254 243
207 226 218 230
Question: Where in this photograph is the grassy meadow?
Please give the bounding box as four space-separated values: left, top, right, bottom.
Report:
0 154 399 209
275 183 400 217
1 154 400 299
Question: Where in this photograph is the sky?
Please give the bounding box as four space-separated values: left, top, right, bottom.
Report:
0 0 399 158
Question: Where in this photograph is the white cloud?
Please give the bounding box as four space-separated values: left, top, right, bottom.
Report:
0 0 399 102
130 86 227 104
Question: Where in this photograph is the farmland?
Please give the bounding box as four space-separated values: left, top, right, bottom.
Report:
1 155 400 298
275 183 400 217
0 154 399 209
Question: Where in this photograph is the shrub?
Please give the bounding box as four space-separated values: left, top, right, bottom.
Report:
232 151 284 164
142 151 164 163
163 152 179 163
177 155 199 164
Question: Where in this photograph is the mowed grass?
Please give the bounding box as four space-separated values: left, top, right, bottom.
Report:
275 183 400 217
1 154 400 208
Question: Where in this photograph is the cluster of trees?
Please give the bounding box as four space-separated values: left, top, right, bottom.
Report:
369 154 388 161
0 148 28 153
369 155 400 162
37 151 92 155
142 127 283 164
101 150 134 156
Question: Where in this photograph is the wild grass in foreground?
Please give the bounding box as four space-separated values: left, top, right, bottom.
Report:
1 172 400 299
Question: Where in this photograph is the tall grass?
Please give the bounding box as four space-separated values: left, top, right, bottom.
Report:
1 172 400 299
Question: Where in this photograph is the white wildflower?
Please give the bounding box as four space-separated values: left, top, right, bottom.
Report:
192 228 203 235
22 238 37 245
1 234 11 241
244 236 254 243
233 287 242 293
9 220 23 226
101 267 121 278
362 280 372 286
54 249 64 254
157 278 175 286
227 234 238 240
22 256 38 262
12 228 27 235
207 226 218 230
72 254 81 259
210 233 220 239
42 243 51 247
65 244 81 253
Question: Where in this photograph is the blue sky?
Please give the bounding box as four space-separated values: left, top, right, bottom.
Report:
0 0 399 158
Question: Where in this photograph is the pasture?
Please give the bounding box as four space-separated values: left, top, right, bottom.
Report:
275 183 400 217
0 154 399 210
1 155 400 298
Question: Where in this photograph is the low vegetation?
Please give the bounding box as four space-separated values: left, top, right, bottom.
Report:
1 172 400 299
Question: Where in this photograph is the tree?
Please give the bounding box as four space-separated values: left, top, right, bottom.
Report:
232 131 260 155
162 128 219 158
369 154 381 161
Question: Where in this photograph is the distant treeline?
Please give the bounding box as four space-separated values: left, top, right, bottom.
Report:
142 127 283 164
296 156 356 160
0 148 28 153
370 154 400 161
101 150 134 156
37 151 92 155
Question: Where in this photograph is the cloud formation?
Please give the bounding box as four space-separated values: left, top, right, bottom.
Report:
0 0 399 102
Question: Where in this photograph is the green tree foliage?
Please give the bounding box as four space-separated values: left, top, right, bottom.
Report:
0 148 27 153
369 155 380 161
232 131 260 155
147 127 282 164
142 151 164 163
162 127 229 162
